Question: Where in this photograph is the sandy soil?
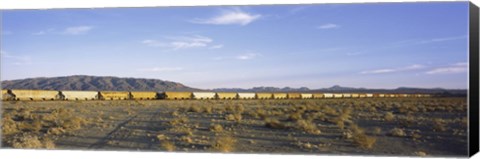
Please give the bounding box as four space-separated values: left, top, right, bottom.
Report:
1 98 468 157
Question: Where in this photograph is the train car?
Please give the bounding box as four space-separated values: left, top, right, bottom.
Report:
312 93 325 99
366 93 373 98
359 94 367 98
256 93 273 99
398 94 408 98
1 90 6 100
237 93 255 99
61 90 98 100
301 93 313 99
287 93 301 99
333 93 343 98
193 92 216 99
99 91 130 100
130 91 157 100
10 89 60 101
161 92 192 100
324 93 334 98
342 93 352 98
272 93 287 99
1 90 14 101
351 93 360 98
216 92 237 99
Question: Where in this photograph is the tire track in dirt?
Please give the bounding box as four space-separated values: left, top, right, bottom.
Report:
145 108 164 149
88 115 138 149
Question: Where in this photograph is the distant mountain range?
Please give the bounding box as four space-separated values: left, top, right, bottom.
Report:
212 85 467 96
1 75 200 91
1 75 467 96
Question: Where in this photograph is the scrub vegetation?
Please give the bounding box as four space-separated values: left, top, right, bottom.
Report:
1 97 468 157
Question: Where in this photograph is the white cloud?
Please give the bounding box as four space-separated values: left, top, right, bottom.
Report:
361 64 425 74
209 44 224 49
137 67 183 72
317 23 339 29
142 35 220 50
191 9 261 26
426 62 468 75
419 35 467 44
236 53 260 60
63 26 93 35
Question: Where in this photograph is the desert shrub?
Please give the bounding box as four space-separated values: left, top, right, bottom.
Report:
188 106 203 113
352 133 376 149
389 128 406 137
156 134 168 141
433 118 447 132
210 124 224 132
225 113 242 122
62 116 88 130
180 136 193 143
47 127 66 135
169 117 189 126
288 112 303 121
264 118 286 129
384 112 395 122
9 133 55 149
161 140 176 152
212 135 236 152
295 119 321 135
2 117 19 135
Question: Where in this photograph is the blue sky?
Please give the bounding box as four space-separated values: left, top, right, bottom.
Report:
1 2 469 89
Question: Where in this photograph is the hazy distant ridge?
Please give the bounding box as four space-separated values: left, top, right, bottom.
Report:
212 85 467 96
1 75 200 91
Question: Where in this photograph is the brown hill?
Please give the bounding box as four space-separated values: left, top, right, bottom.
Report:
1 75 200 91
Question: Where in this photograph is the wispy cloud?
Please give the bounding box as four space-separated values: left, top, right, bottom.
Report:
32 26 93 35
142 35 221 50
391 35 467 47
213 52 262 61
137 67 183 72
317 23 340 29
209 44 224 49
236 53 260 60
360 64 425 74
191 8 261 26
289 6 309 14
1 51 32 65
63 26 93 35
426 62 468 75
32 28 55 35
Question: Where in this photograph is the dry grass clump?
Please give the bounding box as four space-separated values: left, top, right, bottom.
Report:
389 127 407 137
349 124 376 149
61 116 88 131
225 113 242 122
169 116 189 126
161 140 176 152
9 133 55 149
210 124 224 132
295 119 321 135
264 118 287 129
384 112 395 122
2 116 20 135
433 118 447 132
212 135 237 152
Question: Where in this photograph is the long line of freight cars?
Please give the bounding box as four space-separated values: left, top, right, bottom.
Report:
1 89 432 101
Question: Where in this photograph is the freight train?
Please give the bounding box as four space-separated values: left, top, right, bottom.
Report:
0 89 433 101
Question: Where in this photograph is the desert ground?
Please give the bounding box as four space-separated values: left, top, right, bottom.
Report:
1 97 468 157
